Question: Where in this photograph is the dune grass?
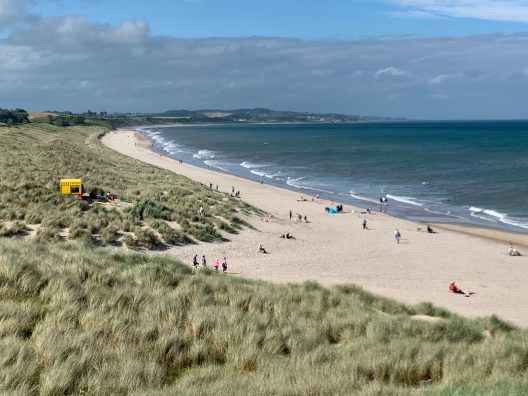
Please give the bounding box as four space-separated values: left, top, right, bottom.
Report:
0 123 259 247
0 239 527 395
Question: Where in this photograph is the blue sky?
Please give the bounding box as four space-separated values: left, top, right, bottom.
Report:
2 0 528 119
34 0 528 38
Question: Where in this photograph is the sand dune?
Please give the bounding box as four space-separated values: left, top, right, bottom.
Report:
101 129 528 326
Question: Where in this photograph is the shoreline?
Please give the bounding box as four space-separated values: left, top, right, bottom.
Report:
101 129 528 327
138 123 528 236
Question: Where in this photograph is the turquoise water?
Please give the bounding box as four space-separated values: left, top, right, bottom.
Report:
142 121 528 233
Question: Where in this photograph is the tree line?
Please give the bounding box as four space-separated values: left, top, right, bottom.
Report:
0 108 29 125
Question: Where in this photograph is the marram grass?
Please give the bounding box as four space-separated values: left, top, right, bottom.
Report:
0 123 259 248
0 239 527 395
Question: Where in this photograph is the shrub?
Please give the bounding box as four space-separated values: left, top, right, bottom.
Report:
134 228 162 249
0 221 26 237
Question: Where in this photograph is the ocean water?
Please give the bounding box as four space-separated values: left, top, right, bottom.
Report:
141 121 528 233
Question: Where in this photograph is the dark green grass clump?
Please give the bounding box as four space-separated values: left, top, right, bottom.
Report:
0 124 260 246
0 239 527 395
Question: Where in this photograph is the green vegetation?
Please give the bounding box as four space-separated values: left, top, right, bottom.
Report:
155 108 404 124
0 123 258 247
0 108 29 125
0 239 527 395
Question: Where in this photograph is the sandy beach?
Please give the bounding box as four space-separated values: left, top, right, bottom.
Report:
101 129 528 326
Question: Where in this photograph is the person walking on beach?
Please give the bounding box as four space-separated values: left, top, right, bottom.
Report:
202 255 207 268
394 228 401 244
232 186 235 194
362 218 367 230
209 182 212 189
222 257 228 272
213 258 219 271
192 254 199 272
289 210 292 220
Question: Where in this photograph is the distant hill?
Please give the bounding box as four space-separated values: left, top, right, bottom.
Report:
155 108 404 124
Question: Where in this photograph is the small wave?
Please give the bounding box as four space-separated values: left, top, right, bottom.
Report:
386 194 424 207
286 177 336 194
250 169 266 177
162 140 185 154
193 150 216 159
249 169 277 179
145 131 166 145
468 207 528 230
204 160 229 172
240 161 267 169
424 208 464 219
349 191 380 204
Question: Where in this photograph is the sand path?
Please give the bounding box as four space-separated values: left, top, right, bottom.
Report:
102 129 528 326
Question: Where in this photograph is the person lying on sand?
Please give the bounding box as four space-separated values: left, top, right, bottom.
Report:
509 243 522 256
427 225 436 233
449 282 471 297
286 233 295 240
258 244 268 254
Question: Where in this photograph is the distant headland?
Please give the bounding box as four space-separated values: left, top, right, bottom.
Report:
0 107 404 129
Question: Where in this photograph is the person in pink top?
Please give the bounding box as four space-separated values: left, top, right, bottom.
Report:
213 258 219 271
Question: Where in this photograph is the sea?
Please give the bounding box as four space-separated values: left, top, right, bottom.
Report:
140 121 528 233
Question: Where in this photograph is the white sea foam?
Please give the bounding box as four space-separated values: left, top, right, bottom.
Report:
250 169 277 179
286 177 336 194
424 208 463 219
204 160 229 172
349 191 380 204
468 207 528 229
385 194 424 207
145 131 167 145
240 161 266 169
193 150 216 159
161 140 186 155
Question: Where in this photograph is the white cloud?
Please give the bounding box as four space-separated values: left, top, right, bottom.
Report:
375 67 408 78
427 74 451 84
0 0 36 30
386 0 528 22
427 73 466 85
101 20 150 44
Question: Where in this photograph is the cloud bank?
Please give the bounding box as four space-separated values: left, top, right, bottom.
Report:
1 1 528 119
387 0 528 22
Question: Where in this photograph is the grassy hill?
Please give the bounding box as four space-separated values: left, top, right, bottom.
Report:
0 123 527 395
0 124 258 248
1 240 528 395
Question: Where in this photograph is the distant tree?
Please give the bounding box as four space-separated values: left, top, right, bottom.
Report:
53 116 70 127
0 108 28 125
72 116 85 125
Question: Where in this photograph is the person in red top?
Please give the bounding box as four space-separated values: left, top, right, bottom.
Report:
449 282 470 297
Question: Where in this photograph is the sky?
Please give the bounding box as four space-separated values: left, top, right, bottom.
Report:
2 0 528 119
